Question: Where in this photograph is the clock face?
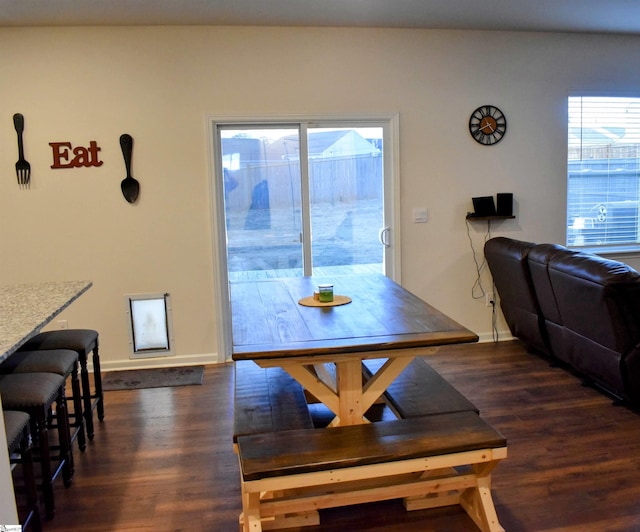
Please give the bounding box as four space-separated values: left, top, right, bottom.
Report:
469 105 507 145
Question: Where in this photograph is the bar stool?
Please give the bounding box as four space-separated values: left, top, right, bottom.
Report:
4 410 42 532
0 349 86 452
19 329 103 440
0 372 73 519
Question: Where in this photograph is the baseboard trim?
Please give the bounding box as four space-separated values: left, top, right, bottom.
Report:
477 331 515 343
99 352 220 372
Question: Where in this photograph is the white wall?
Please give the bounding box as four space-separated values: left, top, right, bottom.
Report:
2 26 640 368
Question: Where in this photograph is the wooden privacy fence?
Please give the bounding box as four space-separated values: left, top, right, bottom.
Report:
225 154 383 211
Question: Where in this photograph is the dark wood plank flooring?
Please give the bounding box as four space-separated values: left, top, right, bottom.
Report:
37 340 640 531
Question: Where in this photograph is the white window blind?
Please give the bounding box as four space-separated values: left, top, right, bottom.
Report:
567 96 640 250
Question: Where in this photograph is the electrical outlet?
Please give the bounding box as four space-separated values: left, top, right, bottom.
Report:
57 319 68 329
485 292 494 307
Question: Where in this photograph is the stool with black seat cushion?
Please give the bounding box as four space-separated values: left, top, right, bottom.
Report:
4 410 42 532
0 372 73 520
19 329 103 440
1 349 86 452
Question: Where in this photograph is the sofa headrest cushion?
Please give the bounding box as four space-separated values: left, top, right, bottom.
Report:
549 252 640 285
484 237 535 261
528 243 570 266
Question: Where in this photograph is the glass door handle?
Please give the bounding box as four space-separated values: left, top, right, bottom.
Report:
378 227 390 247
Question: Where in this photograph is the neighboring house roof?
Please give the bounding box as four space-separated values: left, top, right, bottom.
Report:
271 130 381 160
569 126 626 146
222 129 381 169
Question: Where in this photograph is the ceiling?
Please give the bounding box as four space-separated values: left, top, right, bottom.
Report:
1 0 640 35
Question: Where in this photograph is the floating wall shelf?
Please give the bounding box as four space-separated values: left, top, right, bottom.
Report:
465 215 516 221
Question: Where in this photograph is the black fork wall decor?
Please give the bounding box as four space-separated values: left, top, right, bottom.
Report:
13 113 31 189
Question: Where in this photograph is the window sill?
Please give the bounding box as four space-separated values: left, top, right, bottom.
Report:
569 245 640 259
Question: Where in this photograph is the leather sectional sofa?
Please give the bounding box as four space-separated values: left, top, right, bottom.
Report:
484 236 640 406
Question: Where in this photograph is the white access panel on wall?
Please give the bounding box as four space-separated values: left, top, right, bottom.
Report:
125 293 174 358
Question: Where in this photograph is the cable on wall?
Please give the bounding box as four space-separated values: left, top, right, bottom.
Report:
466 218 501 343
490 280 499 343
466 218 492 301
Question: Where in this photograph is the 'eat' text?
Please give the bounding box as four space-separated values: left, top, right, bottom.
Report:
50 141 103 169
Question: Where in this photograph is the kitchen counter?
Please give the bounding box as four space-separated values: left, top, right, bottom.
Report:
0 280 92 361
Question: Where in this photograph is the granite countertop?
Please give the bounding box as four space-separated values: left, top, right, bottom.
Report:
0 280 92 361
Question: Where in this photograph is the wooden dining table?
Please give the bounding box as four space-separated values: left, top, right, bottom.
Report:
230 274 478 427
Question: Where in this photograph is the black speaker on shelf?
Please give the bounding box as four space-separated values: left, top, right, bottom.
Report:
496 193 513 216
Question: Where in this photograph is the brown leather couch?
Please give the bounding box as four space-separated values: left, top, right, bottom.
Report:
482 237 549 356
485 236 640 406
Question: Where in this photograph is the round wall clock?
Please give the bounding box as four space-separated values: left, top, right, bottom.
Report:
469 105 507 146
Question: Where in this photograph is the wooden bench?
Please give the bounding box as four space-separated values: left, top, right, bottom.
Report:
233 360 314 443
236 411 507 532
363 357 479 418
234 356 477 434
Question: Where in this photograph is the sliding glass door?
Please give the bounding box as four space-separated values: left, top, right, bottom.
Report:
307 126 385 276
220 126 304 278
216 121 394 280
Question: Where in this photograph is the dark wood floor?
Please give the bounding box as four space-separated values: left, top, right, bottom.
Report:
35 340 640 531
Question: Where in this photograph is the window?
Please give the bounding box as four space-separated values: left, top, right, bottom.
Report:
567 96 640 250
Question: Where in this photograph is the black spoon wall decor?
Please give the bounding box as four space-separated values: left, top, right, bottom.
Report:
119 133 140 203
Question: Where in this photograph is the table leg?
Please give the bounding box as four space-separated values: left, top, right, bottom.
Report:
313 363 337 392
336 359 365 425
283 364 340 415
361 356 414 412
268 353 417 427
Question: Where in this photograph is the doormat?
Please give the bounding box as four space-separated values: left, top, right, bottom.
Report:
102 366 205 391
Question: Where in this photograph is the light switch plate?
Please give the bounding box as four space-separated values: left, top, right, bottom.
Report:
413 208 428 223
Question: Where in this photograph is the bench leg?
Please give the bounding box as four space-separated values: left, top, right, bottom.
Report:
459 462 504 532
403 467 462 511
240 492 263 531
240 490 320 531
403 462 504 532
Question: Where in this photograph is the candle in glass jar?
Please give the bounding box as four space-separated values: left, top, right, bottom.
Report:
318 284 334 302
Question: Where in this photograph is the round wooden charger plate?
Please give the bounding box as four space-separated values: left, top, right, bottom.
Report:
298 295 352 307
